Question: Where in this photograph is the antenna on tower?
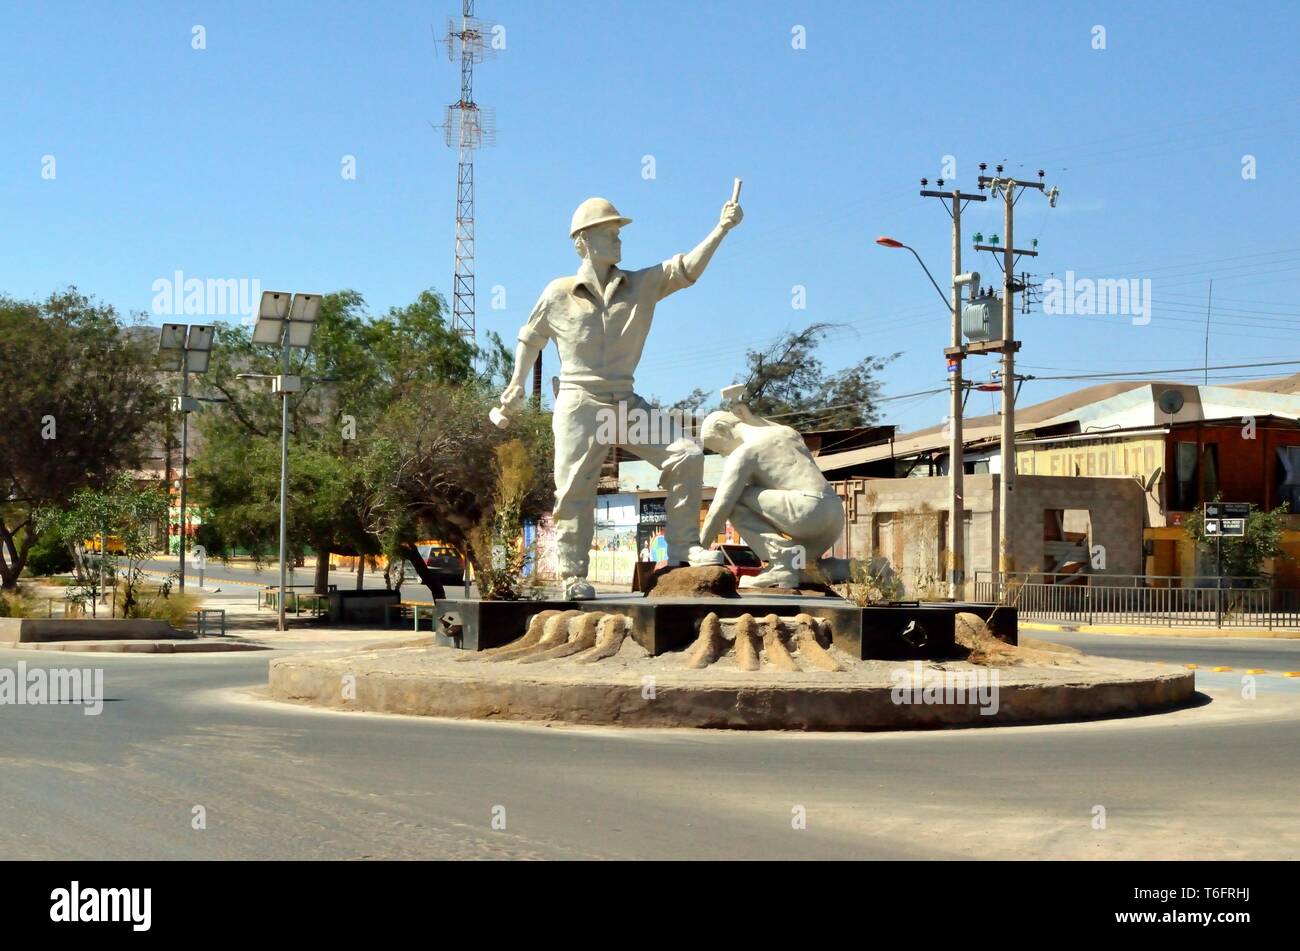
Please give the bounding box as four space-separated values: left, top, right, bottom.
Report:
440 1 499 349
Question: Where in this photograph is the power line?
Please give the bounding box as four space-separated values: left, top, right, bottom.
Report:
1022 358 1300 383
764 385 951 421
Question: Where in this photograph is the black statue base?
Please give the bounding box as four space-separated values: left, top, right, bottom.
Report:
433 594 1016 661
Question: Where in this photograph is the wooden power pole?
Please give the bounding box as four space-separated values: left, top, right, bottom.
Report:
920 179 986 599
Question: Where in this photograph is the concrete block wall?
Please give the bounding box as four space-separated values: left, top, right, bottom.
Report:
832 473 1146 592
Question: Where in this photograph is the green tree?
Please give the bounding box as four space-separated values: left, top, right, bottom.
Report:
0 289 167 589
36 473 169 616
672 323 896 429
1184 501 1291 579
190 288 508 597
359 381 553 595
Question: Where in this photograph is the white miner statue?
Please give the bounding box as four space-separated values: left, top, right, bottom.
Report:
497 192 743 600
698 394 845 589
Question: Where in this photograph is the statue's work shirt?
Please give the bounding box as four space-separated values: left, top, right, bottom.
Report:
518 254 696 394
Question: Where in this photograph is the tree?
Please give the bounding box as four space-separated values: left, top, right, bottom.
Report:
36 473 169 616
360 381 553 594
672 323 896 430
0 289 167 589
1184 501 1290 579
189 288 508 598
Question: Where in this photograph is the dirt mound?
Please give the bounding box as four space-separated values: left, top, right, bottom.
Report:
955 612 1082 667
644 565 738 598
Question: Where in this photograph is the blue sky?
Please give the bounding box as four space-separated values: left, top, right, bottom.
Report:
3 0 1298 431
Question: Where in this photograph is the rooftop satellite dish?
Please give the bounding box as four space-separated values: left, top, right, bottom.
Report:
1158 390 1185 416
1143 467 1162 493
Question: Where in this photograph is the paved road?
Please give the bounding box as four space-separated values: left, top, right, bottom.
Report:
2 639 1298 860
139 558 468 601
1029 628 1300 673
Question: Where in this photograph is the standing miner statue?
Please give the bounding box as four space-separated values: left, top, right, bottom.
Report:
494 186 743 600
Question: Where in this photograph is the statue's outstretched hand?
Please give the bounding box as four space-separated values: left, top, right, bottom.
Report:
719 200 743 232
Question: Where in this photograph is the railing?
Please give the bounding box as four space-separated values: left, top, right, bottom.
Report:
36 584 171 619
973 571 1300 629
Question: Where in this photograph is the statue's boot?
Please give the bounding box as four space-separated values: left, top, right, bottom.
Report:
739 567 800 589
563 576 596 601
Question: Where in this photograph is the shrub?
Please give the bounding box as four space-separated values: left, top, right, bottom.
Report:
837 557 905 607
22 532 74 577
1185 501 1290 579
468 439 546 601
125 587 202 628
0 586 42 618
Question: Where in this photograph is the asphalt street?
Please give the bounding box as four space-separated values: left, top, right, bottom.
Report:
1030 629 1300 675
2 630 1298 860
138 558 467 602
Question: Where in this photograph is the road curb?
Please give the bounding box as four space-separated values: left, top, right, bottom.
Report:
2 639 270 653
267 652 1195 731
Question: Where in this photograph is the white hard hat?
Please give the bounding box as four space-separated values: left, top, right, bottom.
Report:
569 197 632 238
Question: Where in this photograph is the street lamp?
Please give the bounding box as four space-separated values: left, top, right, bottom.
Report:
250 291 321 632
875 237 953 314
158 322 215 593
876 237 981 599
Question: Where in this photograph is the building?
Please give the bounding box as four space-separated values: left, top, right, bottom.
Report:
816 374 1300 593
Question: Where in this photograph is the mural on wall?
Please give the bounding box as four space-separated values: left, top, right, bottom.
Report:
523 514 559 578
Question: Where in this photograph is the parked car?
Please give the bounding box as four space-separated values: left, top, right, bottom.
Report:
417 544 466 586
711 543 764 581
82 535 126 554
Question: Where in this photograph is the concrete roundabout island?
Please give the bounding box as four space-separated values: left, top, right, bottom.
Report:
267 609 1195 732
264 190 1207 734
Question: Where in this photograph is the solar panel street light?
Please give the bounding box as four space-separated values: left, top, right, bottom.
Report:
156 322 216 592
250 290 324 632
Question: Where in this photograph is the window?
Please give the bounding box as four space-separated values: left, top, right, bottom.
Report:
1173 441 1198 511
1279 446 1300 511
1200 443 1219 504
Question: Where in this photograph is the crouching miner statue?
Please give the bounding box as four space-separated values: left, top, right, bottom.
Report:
698 391 845 589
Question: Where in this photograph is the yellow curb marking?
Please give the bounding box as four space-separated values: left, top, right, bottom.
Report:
1247 668 1267 674
1212 666 1232 672
1184 664 1198 669
1286 672 1300 678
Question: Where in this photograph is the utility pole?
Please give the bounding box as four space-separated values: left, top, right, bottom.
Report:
920 178 986 600
974 164 1058 579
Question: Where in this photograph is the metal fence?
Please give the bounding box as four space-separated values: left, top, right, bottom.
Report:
260 586 330 617
973 572 1300 629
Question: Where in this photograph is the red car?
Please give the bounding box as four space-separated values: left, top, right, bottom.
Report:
712 543 764 581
